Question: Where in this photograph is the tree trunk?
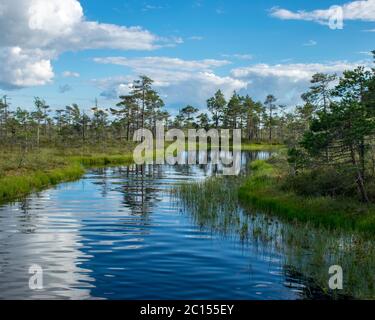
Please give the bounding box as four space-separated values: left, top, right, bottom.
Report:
269 107 273 141
359 140 366 182
350 145 369 203
37 122 40 148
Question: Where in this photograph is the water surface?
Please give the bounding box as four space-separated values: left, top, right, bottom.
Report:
0 151 334 299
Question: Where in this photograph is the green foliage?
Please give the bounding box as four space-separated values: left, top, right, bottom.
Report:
239 158 375 235
175 175 250 236
0 163 84 204
240 142 284 151
177 105 199 128
287 147 309 174
291 60 375 203
282 167 357 198
71 154 134 167
177 160 375 298
207 89 226 128
0 147 135 203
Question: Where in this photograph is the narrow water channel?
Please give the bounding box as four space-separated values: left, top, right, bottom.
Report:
0 151 372 299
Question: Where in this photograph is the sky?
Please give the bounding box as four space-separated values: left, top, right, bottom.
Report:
0 0 374 115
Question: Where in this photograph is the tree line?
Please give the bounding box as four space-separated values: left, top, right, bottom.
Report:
287 52 375 203
0 76 293 149
1 52 375 203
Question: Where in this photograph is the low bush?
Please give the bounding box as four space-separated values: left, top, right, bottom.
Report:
282 167 357 199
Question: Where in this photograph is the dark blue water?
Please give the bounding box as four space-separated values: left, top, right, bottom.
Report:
0 151 313 300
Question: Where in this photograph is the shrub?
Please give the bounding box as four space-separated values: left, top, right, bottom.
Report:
282 167 357 199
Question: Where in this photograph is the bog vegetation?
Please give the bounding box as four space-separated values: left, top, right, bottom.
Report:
1 52 375 208
177 51 375 234
0 75 287 152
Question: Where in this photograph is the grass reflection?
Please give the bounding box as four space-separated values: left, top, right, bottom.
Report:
175 175 375 299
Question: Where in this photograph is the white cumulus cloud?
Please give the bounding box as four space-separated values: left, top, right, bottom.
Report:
93 56 231 72
0 0 169 89
93 56 246 108
303 40 318 47
231 61 369 105
0 47 54 89
62 71 80 78
94 56 373 108
270 0 375 27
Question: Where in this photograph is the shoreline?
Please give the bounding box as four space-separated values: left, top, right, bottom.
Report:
0 152 135 204
0 143 277 204
238 159 375 235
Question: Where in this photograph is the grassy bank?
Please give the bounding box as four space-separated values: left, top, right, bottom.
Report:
0 142 282 204
239 142 284 151
181 141 284 151
0 147 135 204
69 154 134 167
238 158 375 234
0 163 85 203
175 176 248 236
175 167 375 299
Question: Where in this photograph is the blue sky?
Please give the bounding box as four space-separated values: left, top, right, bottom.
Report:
0 0 374 114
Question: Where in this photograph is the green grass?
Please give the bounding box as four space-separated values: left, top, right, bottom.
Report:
239 142 284 151
175 159 375 299
174 176 247 235
174 152 375 298
0 143 182 203
0 163 85 203
173 138 284 152
69 154 134 167
249 214 375 299
0 147 135 204
238 158 375 235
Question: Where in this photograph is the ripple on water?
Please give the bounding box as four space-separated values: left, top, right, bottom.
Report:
0 151 309 300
